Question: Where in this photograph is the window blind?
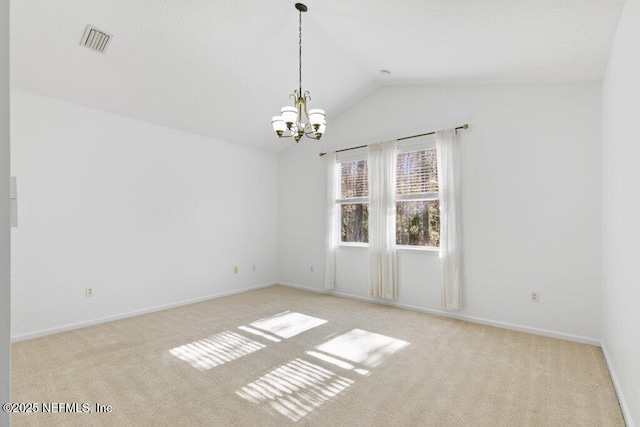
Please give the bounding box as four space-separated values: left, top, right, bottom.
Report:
396 149 439 195
340 160 369 198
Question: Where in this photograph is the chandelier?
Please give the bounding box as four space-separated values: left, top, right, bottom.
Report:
271 3 326 143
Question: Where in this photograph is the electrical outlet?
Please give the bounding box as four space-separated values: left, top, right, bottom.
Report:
252 265 256 272
310 266 314 273
531 291 540 303
233 267 238 274
86 287 93 297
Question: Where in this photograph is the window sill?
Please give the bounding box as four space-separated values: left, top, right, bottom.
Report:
396 245 440 255
335 244 440 255
336 242 368 249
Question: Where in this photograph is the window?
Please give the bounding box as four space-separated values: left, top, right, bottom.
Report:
336 144 440 247
338 159 369 243
395 149 440 247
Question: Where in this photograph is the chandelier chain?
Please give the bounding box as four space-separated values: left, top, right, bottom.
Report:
298 8 302 95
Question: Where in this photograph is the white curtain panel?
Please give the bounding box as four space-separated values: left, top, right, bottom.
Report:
324 152 336 290
368 140 398 299
436 129 462 310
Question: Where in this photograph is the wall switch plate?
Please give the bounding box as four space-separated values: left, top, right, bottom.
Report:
310 266 314 273
531 291 540 303
233 267 238 274
86 287 93 297
252 265 256 272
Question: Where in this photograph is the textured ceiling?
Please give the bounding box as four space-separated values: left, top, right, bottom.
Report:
11 0 625 153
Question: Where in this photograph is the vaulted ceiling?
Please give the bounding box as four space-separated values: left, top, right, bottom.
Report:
11 0 624 152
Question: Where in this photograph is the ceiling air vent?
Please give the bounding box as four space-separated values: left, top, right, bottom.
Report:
80 25 112 53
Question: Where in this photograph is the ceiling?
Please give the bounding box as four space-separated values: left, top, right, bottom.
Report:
11 0 625 153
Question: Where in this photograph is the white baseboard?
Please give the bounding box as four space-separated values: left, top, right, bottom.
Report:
276 282 601 346
13 279 601 347
601 343 635 427
11 282 278 343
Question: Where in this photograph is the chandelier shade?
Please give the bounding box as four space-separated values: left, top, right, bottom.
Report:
271 3 325 143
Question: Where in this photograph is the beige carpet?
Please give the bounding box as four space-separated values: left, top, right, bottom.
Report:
11 285 624 426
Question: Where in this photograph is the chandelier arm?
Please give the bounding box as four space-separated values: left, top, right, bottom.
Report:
303 126 320 137
302 91 311 118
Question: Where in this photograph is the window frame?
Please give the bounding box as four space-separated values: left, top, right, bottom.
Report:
395 138 440 250
334 147 369 246
333 137 441 252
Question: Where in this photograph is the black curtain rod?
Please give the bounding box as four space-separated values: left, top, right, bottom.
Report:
318 124 469 157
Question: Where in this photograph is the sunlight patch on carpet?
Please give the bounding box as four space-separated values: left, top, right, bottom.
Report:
315 329 408 368
169 331 265 371
238 325 281 342
249 311 327 339
305 350 369 376
236 358 353 422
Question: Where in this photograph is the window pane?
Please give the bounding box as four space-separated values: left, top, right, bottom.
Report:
341 203 369 243
396 200 440 247
341 160 369 198
396 149 438 195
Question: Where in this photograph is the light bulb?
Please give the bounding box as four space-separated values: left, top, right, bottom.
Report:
281 106 298 128
308 109 325 130
271 116 286 136
315 121 326 139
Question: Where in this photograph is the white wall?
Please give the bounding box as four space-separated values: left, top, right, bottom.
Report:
278 83 602 343
601 0 640 424
0 0 10 424
10 90 278 340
